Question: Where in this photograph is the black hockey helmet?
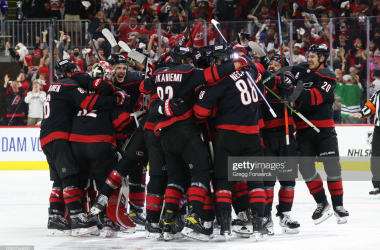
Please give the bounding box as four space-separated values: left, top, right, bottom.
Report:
307 43 330 64
55 59 79 79
134 47 150 58
210 43 234 65
168 46 193 66
106 53 128 66
270 54 290 66
194 45 214 69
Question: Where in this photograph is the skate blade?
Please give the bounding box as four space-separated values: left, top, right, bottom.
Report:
232 225 253 236
72 225 98 236
90 229 100 236
181 227 210 242
121 227 136 233
314 210 333 225
100 229 119 237
164 232 175 241
254 232 267 241
369 194 380 199
282 227 299 234
145 231 164 240
223 232 229 241
267 226 275 235
334 213 347 224
47 229 72 236
135 224 145 231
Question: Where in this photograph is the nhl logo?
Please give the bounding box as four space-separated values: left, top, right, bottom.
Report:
367 132 373 145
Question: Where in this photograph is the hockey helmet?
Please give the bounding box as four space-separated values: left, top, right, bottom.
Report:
307 43 330 64
168 46 193 65
210 44 234 65
270 54 290 67
55 59 80 79
91 61 114 81
106 53 128 66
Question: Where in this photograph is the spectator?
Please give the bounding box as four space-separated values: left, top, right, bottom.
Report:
70 47 85 71
117 5 132 24
64 0 85 44
141 0 162 17
0 0 9 40
118 15 141 46
24 80 46 126
192 14 215 48
29 0 46 18
16 73 30 93
23 49 43 76
291 43 306 64
160 0 183 23
3 75 26 126
294 0 320 19
167 25 183 48
47 0 63 19
351 0 362 14
131 28 150 49
336 74 364 124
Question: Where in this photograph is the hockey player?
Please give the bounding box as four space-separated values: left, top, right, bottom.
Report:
283 44 349 224
351 90 380 198
261 54 300 235
90 54 148 228
41 60 128 236
193 44 296 241
140 45 248 241
69 62 136 236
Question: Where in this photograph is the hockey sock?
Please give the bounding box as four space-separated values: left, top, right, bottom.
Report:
327 181 343 207
232 181 249 214
306 175 327 204
129 183 146 213
202 191 215 222
102 170 124 197
215 190 233 215
63 186 83 216
146 193 164 223
249 188 266 217
164 183 184 217
278 186 295 213
49 186 65 215
264 186 274 216
188 182 208 216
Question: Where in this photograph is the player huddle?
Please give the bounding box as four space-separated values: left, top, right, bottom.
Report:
40 32 349 242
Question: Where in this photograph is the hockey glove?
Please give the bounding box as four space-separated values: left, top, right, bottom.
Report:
95 79 116 95
233 56 249 71
114 90 130 107
278 71 295 99
158 98 189 117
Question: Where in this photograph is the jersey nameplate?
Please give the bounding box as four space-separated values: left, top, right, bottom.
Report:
155 73 183 83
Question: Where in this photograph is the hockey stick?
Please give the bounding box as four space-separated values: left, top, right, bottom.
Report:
102 28 119 53
210 19 277 117
182 0 195 50
185 23 202 47
87 18 101 60
178 27 188 46
118 40 131 53
248 41 266 57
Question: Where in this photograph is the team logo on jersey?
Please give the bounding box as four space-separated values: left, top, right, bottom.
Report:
127 32 139 39
199 90 205 99
51 0 60 7
136 151 144 156
12 96 21 105
194 33 204 40
367 132 373 145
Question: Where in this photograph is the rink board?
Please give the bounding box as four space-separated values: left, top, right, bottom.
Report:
0 125 375 171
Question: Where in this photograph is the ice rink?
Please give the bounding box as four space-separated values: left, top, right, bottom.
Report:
1 170 380 250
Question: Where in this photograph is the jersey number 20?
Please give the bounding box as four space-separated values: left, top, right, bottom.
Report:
235 79 258 105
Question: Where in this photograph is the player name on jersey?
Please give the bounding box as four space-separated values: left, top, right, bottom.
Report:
155 73 183 83
230 70 245 81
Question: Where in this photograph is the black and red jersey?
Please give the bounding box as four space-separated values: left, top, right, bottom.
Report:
194 69 262 134
40 78 117 147
260 69 295 130
115 70 145 113
140 63 236 133
3 86 26 119
69 107 134 145
291 62 336 130
70 71 116 95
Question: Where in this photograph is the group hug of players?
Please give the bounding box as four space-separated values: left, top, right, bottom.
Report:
40 33 350 241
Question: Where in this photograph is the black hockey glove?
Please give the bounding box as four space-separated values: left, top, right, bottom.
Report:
158 98 189 117
278 71 295 99
114 90 130 107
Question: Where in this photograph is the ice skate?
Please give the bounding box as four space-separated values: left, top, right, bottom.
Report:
333 206 349 224
47 212 71 236
181 212 210 242
128 207 146 227
369 188 380 199
263 213 274 235
162 210 181 241
145 221 163 240
203 221 214 239
312 201 333 225
218 210 231 241
252 211 268 241
100 216 120 237
277 211 300 234
232 211 253 238
70 213 98 236
90 194 108 215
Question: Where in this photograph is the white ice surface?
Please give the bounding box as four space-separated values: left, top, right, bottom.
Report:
1 170 380 250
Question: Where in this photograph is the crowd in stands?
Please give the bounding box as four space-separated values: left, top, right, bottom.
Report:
2 0 380 125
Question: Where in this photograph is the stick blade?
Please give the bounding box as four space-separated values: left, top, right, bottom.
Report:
128 50 147 64
102 28 117 47
211 19 220 26
118 41 131 53
248 41 266 57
